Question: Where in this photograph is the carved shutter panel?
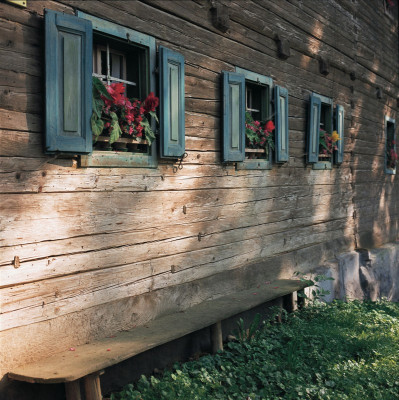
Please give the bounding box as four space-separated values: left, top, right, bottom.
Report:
275 86 289 163
45 9 93 154
307 94 321 163
159 46 185 158
334 105 345 164
222 71 245 162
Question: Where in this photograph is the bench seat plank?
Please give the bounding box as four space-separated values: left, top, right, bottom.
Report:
8 279 306 384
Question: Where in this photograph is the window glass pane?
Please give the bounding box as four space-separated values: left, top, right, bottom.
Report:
100 50 107 76
110 53 122 79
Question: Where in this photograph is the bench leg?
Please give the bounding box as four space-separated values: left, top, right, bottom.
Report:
65 380 81 400
211 321 223 353
297 289 306 309
84 372 103 400
283 292 296 313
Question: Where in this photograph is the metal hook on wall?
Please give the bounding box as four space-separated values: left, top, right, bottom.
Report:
173 152 188 173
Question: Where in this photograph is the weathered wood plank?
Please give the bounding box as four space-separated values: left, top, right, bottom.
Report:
0 221 354 331
7 279 308 383
0 109 42 131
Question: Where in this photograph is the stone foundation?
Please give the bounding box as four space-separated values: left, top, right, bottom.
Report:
307 241 399 302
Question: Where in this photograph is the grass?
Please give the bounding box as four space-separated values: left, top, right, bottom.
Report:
110 300 399 400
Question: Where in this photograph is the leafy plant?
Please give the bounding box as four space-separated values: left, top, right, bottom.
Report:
319 129 340 156
293 271 334 303
109 300 399 400
235 313 264 343
245 112 275 152
90 77 158 146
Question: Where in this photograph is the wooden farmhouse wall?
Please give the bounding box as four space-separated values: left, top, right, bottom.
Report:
0 0 398 389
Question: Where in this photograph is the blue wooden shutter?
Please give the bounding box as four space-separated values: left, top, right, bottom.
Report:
275 86 289 163
45 10 92 154
222 71 245 162
334 105 344 164
159 46 185 158
307 94 321 163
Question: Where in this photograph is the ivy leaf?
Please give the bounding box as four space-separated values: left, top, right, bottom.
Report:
140 119 156 145
109 112 122 144
93 98 104 119
91 113 104 142
93 76 111 100
148 110 159 124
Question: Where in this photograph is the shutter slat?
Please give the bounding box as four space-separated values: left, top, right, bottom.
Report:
222 71 245 162
159 46 185 158
45 9 92 154
307 94 321 163
334 105 344 164
275 86 289 163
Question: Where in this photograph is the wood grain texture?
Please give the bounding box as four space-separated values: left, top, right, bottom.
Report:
7 280 308 383
0 0 398 386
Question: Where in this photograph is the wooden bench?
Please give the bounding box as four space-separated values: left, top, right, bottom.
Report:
8 279 307 400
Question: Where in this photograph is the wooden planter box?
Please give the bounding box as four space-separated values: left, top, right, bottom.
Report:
318 154 332 161
95 135 149 152
245 147 267 159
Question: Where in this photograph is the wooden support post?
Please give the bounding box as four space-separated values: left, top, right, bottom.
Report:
210 321 223 353
65 380 81 400
84 372 103 400
283 292 296 313
297 289 306 309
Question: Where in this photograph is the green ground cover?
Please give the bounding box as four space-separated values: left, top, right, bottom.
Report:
110 300 399 400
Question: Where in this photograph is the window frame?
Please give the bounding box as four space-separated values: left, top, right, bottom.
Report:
309 92 334 170
235 67 273 171
385 115 397 175
77 11 158 168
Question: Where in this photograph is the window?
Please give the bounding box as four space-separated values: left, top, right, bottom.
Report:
383 0 395 19
222 67 289 169
44 9 185 168
307 93 344 169
385 116 397 175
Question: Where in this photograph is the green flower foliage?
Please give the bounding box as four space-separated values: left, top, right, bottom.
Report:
110 300 399 400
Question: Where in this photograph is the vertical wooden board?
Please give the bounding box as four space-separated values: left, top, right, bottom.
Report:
222 71 245 162
169 62 179 142
334 104 344 164
230 84 240 149
307 94 321 163
159 45 185 158
63 33 80 133
275 86 289 163
45 9 92 154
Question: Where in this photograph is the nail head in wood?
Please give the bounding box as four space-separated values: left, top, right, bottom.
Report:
210 1 230 32
13 256 20 269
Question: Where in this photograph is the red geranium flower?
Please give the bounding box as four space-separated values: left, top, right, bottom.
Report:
143 92 159 113
265 120 275 133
